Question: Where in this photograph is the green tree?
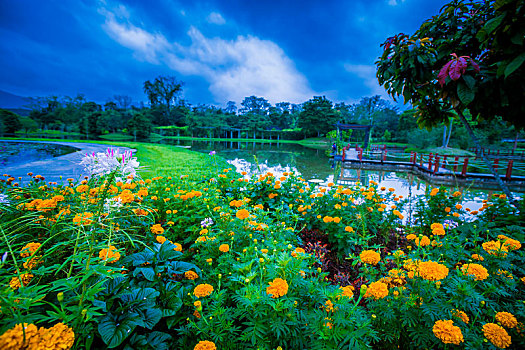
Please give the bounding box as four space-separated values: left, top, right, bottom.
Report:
376 0 524 201
19 116 38 135
0 109 22 134
298 96 340 138
143 76 183 122
127 112 153 140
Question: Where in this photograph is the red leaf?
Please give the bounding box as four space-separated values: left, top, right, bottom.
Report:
438 61 453 87
469 58 480 72
449 57 467 81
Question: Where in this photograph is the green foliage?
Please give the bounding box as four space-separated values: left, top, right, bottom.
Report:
376 0 525 130
298 96 340 137
0 109 22 134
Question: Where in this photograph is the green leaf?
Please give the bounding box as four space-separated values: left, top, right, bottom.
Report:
133 267 155 281
462 75 476 90
504 53 525 78
146 332 172 350
137 308 162 330
457 82 475 106
482 15 505 35
494 0 513 10
124 250 155 266
120 287 159 305
98 314 139 348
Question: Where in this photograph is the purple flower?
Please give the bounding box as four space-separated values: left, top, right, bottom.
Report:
209 151 216 156
200 217 214 228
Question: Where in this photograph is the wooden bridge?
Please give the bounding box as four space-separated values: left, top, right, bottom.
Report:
335 147 525 191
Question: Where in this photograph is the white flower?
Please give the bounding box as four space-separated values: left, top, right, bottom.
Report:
80 148 139 180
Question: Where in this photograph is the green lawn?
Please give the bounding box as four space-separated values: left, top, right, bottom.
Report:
1 137 230 179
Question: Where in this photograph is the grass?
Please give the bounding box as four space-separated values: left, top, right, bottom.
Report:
0 137 229 179
425 146 475 156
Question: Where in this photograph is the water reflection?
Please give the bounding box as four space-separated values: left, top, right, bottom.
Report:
163 139 521 211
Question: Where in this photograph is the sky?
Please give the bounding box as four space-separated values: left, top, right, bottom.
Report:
0 0 450 108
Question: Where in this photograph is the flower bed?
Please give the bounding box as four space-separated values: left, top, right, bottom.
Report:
0 149 523 349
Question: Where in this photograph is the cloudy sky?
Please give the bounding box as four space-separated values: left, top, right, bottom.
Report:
0 0 449 107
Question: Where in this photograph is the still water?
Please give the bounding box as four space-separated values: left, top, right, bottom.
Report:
164 139 516 211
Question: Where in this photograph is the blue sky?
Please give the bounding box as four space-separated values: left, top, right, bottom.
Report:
0 0 449 107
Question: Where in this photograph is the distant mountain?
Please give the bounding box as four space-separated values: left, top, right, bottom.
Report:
0 90 32 110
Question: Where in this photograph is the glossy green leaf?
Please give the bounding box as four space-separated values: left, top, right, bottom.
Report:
504 53 525 77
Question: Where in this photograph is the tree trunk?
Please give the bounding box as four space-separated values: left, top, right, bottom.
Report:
442 125 447 148
513 132 518 151
455 109 515 204
446 119 453 147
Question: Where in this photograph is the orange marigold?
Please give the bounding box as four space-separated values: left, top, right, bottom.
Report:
415 235 431 247
185 271 199 280
406 234 416 241
72 212 93 226
219 244 229 253
495 312 518 329
461 263 489 281
236 209 250 220
150 224 164 235
0 323 40 349
363 281 388 300
498 235 521 251
339 285 354 299
483 323 512 348
452 309 469 324
38 323 75 350
194 284 214 298
418 261 449 281
20 242 41 257
156 236 167 244
194 340 216 350
471 254 484 261
483 240 509 257
360 250 381 265
99 245 121 263
433 320 464 345
266 278 289 298
9 273 33 290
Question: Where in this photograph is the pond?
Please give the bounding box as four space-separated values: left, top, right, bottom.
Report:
0 141 77 168
164 139 522 211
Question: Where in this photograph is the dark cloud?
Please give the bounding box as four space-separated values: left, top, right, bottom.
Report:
0 0 450 106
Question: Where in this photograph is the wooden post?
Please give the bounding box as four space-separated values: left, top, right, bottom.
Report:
453 156 459 172
505 160 513 180
461 158 469 176
412 152 417 164
342 148 346 161
359 148 363 161
383 150 387 162
428 153 433 171
420 153 424 167
494 158 499 173
434 156 440 174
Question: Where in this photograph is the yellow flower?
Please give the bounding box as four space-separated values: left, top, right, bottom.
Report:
483 240 508 257
75 184 89 193
415 235 431 247
0 323 40 349
452 309 469 324
483 323 512 348
364 281 388 300
339 285 354 299
150 224 164 235
495 312 517 329
185 271 199 280
194 284 214 298
156 236 167 244
236 209 250 220
72 212 93 226
418 261 449 281
172 242 183 252
498 235 521 251
406 234 416 241
99 246 121 263
194 340 216 350
38 323 75 350
20 242 41 257
344 226 354 232
432 320 464 345
471 254 484 261
266 278 289 298
360 250 381 265
219 244 229 253
461 263 489 281
9 273 33 290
